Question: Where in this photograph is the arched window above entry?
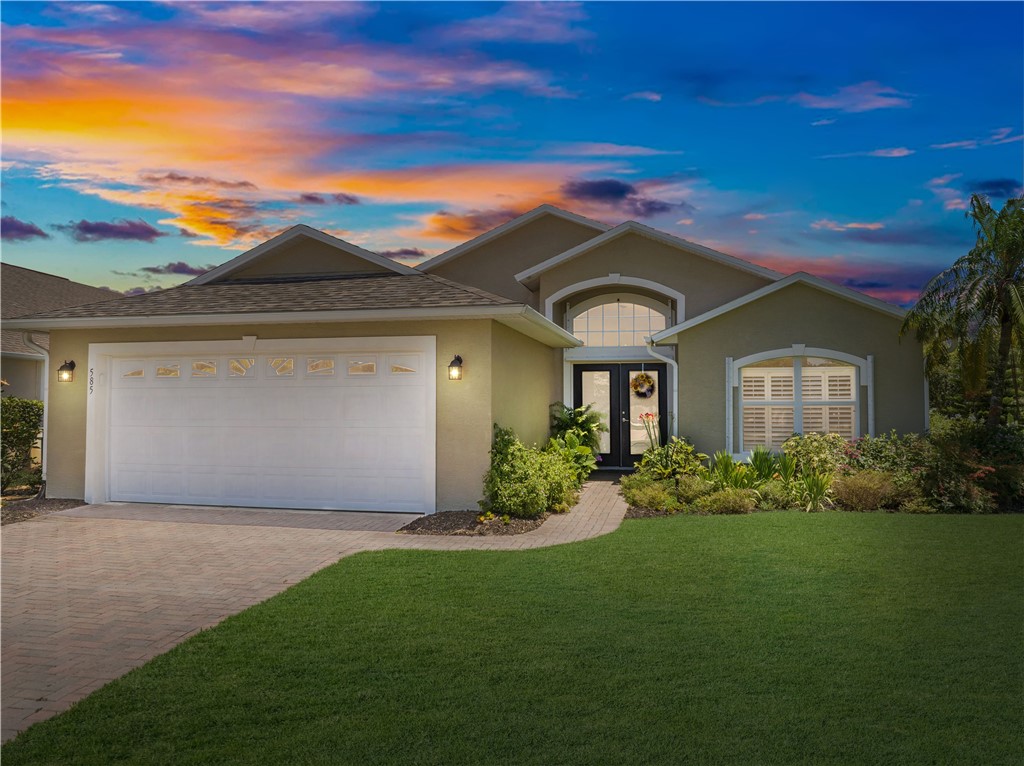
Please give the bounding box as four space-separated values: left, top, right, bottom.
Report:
569 295 668 347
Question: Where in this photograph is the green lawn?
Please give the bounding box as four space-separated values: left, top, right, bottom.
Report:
4 513 1022 765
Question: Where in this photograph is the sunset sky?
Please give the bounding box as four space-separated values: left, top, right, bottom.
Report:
1 1 1021 304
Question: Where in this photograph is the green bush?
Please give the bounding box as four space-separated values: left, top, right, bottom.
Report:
549 402 608 455
782 433 848 475
703 451 761 490
833 470 899 512
481 427 547 519
543 432 597 487
538 450 579 513
675 474 712 504
920 416 1023 513
694 488 757 515
636 437 707 481
899 497 938 514
756 479 796 511
1 396 44 491
482 425 589 518
799 470 834 512
624 480 678 513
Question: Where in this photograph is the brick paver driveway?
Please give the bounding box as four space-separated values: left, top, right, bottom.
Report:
1 476 626 741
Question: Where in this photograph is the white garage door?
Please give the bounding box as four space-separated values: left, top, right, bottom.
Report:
103 340 434 513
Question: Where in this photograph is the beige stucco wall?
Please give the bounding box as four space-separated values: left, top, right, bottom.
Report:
490 322 561 449
1 356 44 400
427 214 603 307
538 232 774 320
227 238 394 281
666 282 925 455
44 320 506 511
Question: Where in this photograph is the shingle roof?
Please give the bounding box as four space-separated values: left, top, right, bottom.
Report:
2 263 118 354
16 273 517 321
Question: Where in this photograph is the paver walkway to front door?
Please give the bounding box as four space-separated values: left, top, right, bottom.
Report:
1 475 626 742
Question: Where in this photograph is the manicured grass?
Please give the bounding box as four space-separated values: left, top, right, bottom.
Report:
4 513 1022 765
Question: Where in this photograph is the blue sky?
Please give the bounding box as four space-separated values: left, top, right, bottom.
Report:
1 1 1021 303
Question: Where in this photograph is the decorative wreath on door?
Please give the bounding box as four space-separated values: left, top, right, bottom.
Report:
630 371 656 399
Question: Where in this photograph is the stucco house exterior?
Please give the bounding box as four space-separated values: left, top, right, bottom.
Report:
1 263 117 399
6 205 926 514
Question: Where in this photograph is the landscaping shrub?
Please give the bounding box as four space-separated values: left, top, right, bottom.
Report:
833 470 899 512
538 451 579 513
704 451 761 490
482 425 591 518
636 437 707 481
756 479 796 511
899 497 938 514
782 433 848 475
694 488 756 514
1 396 44 491
624 480 678 513
920 416 1023 513
748 445 778 483
549 402 608 455
544 432 597 487
481 427 548 519
902 416 1024 513
799 470 834 512
675 474 712 505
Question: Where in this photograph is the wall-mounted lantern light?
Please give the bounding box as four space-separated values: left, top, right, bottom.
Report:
448 355 463 381
57 360 76 383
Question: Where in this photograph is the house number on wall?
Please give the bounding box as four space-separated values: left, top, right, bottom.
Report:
89 368 94 395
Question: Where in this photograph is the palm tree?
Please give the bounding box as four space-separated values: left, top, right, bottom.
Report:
902 194 1024 429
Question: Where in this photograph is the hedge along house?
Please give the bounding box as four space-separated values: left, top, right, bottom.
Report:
7 205 927 514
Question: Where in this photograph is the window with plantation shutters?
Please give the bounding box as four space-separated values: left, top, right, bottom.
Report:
741 357 857 450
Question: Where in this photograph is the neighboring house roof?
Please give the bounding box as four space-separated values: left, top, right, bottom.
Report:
1 262 117 356
417 204 611 272
7 272 581 348
514 220 783 288
650 272 907 343
188 224 420 285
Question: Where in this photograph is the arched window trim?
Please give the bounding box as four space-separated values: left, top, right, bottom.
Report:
725 345 875 456
544 274 686 323
567 292 671 324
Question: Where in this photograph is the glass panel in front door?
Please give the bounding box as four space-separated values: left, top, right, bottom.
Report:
628 369 659 456
581 370 612 455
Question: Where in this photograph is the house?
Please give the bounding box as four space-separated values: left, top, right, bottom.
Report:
5 206 926 514
1 263 117 399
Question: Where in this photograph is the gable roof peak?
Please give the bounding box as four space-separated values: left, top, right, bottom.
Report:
187 224 419 285
514 219 783 286
417 204 612 272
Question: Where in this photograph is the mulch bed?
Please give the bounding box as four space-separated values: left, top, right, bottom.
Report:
624 506 676 519
398 510 546 536
1 496 87 526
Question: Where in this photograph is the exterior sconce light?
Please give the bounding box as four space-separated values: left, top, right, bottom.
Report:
448 355 463 381
57 360 76 383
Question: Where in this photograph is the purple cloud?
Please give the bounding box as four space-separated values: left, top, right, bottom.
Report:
139 172 256 190
377 247 426 260
333 193 360 205
54 218 167 243
123 286 164 296
443 2 592 44
560 178 681 218
297 193 327 204
1 216 50 241
139 261 215 276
